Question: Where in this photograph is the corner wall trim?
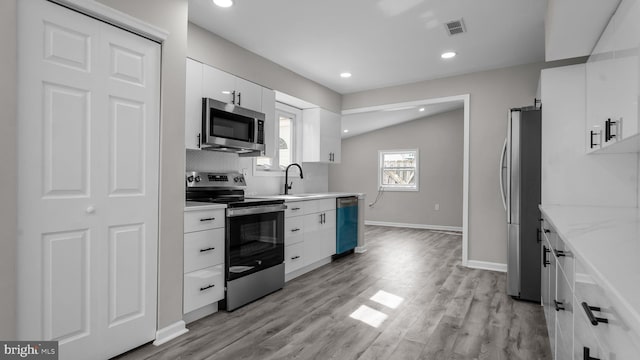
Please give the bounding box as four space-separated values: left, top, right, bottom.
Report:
466 260 507 273
364 220 462 233
153 320 189 346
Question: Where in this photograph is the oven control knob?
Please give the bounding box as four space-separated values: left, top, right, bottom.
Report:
187 176 194 183
194 176 201 182
234 176 242 183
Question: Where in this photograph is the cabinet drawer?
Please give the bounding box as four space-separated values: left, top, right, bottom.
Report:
555 265 573 340
183 264 224 314
184 209 225 232
285 242 305 274
304 198 335 214
285 201 304 218
285 216 304 246
184 228 224 273
574 296 607 360
575 257 640 359
553 236 574 290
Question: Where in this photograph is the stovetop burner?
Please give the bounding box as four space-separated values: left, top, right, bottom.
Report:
186 171 284 208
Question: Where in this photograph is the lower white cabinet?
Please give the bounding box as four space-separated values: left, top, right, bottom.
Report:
183 207 226 317
283 198 337 279
541 215 640 360
183 265 224 314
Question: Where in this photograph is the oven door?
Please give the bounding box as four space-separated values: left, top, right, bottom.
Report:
226 205 285 281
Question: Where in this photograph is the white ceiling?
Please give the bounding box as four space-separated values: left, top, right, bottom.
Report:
342 101 463 138
189 0 547 94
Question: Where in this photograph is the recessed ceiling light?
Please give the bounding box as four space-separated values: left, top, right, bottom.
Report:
340 72 352 78
221 90 231 94
213 0 234 8
419 107 425 112
343 129 349 133
441 51 456 59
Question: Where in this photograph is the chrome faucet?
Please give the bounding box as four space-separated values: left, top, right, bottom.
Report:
284 163 304 195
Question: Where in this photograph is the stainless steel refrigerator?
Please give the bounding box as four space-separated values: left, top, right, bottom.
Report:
500 105 541 302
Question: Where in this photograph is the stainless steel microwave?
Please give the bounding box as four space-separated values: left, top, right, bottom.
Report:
201 98 266 156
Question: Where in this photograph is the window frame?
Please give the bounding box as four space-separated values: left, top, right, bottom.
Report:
378 149 419 191
254 102 300 177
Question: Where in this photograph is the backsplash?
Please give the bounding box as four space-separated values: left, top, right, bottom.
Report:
186 149 329 195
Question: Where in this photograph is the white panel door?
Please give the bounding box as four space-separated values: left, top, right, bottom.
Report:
17 1 160 359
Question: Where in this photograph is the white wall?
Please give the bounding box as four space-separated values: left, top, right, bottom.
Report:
329 109 464 229
188 23 341 113
541 64 638 207
186 150 328 195
342 58 586 266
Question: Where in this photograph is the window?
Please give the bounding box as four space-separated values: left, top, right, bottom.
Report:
378 150 419 191
255 103 298 174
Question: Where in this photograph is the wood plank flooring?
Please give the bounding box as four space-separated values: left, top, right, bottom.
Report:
115 226 551 360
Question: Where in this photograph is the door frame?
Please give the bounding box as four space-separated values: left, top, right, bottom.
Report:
49 0 168 43
342 94 471 266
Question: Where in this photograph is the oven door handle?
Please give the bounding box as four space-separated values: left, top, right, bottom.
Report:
227 204 287 217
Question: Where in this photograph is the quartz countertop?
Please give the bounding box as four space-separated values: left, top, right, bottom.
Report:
539 205 640 337
184 201 227 211
248 192 365 201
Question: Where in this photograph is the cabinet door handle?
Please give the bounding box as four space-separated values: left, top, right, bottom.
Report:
291 228 301 232
554 300 565 311
237 92 241 106
581 302 608 326
554 249 566 257
542 246 550 267
200 217 215 222
583 347 600 360
543 228 550 233
291 207 301 211
200 284 215 291
197 133 201 149
536 228 541 243
199 247 215 252
605 118 617 142
291 255 300 260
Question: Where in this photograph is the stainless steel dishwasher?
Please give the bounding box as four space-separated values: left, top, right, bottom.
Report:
336 196 358 255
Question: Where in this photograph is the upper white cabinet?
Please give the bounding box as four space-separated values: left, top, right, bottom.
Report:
302 108 342 163
185 58 274 151
585 0 640 152
186 58 203 150
202 64 262 112
262 87 277 160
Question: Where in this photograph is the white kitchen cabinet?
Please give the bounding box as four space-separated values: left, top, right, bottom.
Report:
202 63 262 112
585 0 640 151
183 207 226 319
302 108 342 163
186 58 203 150
283 198 337 279
262 87 277 159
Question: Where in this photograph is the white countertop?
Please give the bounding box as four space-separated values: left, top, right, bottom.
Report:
539 205 640 337
184 201 227 211
249 192 365 201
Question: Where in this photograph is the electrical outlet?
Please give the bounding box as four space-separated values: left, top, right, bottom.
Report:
434 203 440 211
241 168 248 176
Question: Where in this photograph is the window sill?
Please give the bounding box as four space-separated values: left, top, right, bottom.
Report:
380 187 419 192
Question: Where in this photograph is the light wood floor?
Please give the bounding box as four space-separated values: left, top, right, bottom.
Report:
116 226 551 360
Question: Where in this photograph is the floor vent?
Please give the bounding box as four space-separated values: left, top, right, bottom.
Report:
444 18 466 36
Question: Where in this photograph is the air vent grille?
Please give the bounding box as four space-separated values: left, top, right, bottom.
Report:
444 19 466 36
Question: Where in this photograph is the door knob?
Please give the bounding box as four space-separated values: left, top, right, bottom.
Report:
86 205 96 214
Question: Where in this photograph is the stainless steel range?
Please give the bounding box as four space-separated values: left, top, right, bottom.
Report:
186 171 286 311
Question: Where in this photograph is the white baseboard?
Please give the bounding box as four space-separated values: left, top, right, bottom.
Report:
153 320 189 346
183 303 218 324
365 220 462 232
466 260 507 273
285 257 332 282
354 246 367 253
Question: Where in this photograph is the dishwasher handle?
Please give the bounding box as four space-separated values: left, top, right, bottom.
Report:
337 196 358 208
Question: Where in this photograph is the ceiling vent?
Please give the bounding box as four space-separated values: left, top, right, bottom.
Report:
444 18 466 36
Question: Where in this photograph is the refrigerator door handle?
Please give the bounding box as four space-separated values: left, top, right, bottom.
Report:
499 137 508 211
